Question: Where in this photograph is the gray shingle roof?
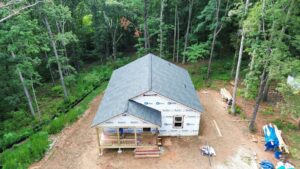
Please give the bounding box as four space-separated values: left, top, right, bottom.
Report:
127 100 161 126
92 53 203 127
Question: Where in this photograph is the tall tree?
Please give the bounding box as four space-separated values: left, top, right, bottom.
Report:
206 0 224 79
182 0 194 64
143 0 150 49
248 0 296 130
0 13 46 117
44 17 69 100
159 0 166 57
231 0 250 114
172 4 178 61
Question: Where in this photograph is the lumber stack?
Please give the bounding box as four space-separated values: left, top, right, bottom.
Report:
273 125 289 154
134 147 160 158
220 88 232 103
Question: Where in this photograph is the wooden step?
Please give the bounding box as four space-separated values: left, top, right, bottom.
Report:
135 149 160 153
135 154 160 158
135 151 160 155
134 146 160 158
135 147 159 152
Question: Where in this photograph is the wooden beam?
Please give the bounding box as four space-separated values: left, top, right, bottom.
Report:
117 128 120 145
96 128 102 155
134 127 137 145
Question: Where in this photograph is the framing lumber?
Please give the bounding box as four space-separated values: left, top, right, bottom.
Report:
213 120 222 137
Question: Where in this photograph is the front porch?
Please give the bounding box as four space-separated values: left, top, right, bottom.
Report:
96 127 160 155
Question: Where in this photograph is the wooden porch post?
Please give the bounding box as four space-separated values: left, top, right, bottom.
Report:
117 127 120 145
96 127 102 155
134 127 137 145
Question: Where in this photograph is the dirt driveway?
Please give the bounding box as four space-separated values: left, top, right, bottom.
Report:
30 89 275 169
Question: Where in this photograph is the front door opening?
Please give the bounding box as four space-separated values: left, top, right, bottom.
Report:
143 128 151 132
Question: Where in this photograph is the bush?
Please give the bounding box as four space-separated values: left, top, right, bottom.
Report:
51 85 63 96
0 132 49 169
0 128 33 151
272 119 298 132
46 116 66 134
262 107 274 115
229 105 243 115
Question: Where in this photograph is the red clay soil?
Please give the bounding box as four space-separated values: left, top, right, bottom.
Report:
30 89 276 169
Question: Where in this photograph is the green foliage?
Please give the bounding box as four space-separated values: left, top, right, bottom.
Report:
0 132 49 169
272 119 298 132
0 128 33 151
185 43 209 63
261 107 275 116
51 85 64 96
240 111 247 120
229 105 243 115
46 116 66 134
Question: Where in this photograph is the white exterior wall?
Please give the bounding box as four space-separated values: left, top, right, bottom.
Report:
132 91 201 136
97 113 158 134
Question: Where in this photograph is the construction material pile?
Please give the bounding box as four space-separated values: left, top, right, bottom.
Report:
200 145 216 156
260 160 274 169
276 161 295 169
220 88 232 105
263 124 289 154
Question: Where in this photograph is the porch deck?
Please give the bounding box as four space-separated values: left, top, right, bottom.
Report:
96 128 159 153
100 132 158 148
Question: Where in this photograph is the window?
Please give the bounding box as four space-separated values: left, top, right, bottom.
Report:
173 116 184 128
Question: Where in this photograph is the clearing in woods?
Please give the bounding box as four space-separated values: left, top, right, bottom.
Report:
30 89 275 169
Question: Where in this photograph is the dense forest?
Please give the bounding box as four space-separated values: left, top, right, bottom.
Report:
0 0 300 168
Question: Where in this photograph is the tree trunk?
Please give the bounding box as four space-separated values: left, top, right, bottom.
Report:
45 52 55 85
231 40 239 78
172 5 177 61
262 79 270 102
182 0 194 64
112 29 117 60
206 0 221 79
11 51 36 117
159 0 165 57
231 30 245 114
105 42 109 60
31 77 41 119
44 17 68 100
249 68 268 131
143 0 150 49
176 11 180 63
248 0 294 131
231 0 250 114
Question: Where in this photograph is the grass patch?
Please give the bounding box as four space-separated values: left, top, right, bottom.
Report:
261 107 275 116
272 119 298 132
45 83 107 135
0 83 108 169
228 105 243 115
188 58 233 90
1 57 131 152
288 134 300 160
0 132 49 169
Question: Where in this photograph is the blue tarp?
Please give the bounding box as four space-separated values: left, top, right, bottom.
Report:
260 160 275 169
263 124 279 151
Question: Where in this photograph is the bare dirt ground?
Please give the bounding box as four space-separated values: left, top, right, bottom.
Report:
30 89 275 169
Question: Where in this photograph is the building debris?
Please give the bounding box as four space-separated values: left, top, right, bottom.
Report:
263 124 289 154
200 145 216 156
259 160 274 169
213 120 222 137
220 88 232 105
275 161 295 169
